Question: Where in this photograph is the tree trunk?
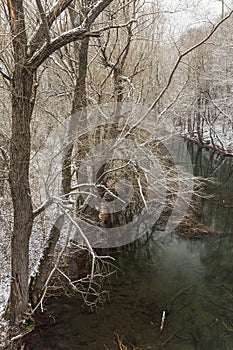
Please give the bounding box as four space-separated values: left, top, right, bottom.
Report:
8 65 34 324
29 214 64 307
196 96 203 144
5 0 114 325
62 6 89 195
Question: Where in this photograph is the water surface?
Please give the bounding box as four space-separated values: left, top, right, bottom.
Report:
29 144 233 350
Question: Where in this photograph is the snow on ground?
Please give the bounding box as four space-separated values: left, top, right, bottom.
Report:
0 120 231 346
0 187 52 345
0 195 47 313
0 184 69 346
0 195 12 346
0 130 71 345
0 196 11 312
201 124 233 154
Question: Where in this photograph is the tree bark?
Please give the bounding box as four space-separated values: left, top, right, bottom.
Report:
29 214 64 307
6 0 34 324
62 4 89 195
6 0 114 325
8 65 34 324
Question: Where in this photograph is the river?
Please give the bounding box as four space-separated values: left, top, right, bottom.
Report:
26 143 233 350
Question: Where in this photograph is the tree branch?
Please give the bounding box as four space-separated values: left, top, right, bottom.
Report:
148 9 233 114
0 67 11 83
28 0 114 59
28 19 135 70
28 0 74 55
28 28 96 69
127 9 233 133
30 213 65 308
83 0 113 28
7 0 27 60
33 198 54 218
35 0 50 43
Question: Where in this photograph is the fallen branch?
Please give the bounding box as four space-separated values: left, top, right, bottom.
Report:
161 329 179 347
168 284 195 312
208 300 233 313
10 328 34 342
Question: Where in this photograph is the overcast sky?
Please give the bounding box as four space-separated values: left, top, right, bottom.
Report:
163 0 232 36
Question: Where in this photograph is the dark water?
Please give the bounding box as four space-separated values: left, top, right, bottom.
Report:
28 144 233 350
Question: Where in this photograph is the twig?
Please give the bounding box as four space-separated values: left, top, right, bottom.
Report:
0 67 11 83
137 176 148 210
222 319 233 332
57 204 96 279
168 284 194 312
208 300 233 313
161 330 179 347
125 9 233 135
33 198 53 218
160 310 166 332
31 214 71 314
10 328 34 342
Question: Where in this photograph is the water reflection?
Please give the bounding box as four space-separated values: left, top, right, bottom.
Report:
29 143 233 350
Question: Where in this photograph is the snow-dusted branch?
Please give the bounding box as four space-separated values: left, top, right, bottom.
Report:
148 9 233 112
28 27 97 69
128 9 233 133
27 0 115 69
33 198 54 218
29 0 73 54
28 18 136 70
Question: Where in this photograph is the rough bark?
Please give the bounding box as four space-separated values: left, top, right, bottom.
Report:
6 0 113 325
62 4 89 195
28 0 114 70
8 66 34 324
29 0 74 55
6 0 34 324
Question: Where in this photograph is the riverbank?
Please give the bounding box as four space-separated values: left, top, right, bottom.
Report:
26 142 231 349
1 139 232 349
181 132 233 158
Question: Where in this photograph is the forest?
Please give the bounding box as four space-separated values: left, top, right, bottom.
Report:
0 0 233 349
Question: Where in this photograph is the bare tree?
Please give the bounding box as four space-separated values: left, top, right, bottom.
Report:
1 0 233 330
174 12 233 153
4 0 113 325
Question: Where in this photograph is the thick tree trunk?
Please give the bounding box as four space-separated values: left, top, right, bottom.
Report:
8 66 34 324
5 0 114 325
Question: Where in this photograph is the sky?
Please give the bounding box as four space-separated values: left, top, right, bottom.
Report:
163 0 232 36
